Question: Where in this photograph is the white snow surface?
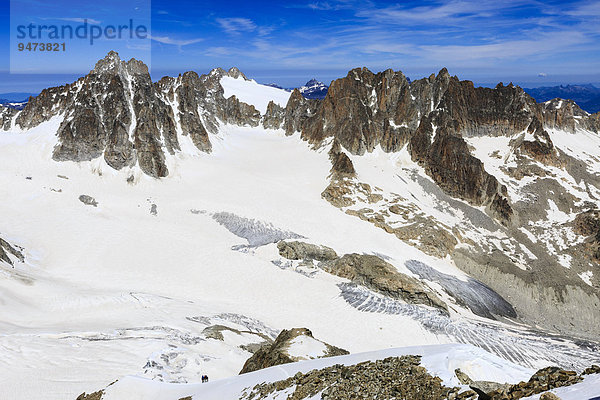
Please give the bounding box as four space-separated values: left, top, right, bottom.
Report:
220 76 291 114
100 343 534 400
0 121 444 399
286 334 328 360
522 374 600 400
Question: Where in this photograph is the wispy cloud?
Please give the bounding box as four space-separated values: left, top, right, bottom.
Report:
301 0 366 11
150 0 600 84
216 17 257 35
563 0 600 17
355 0 530 27
150 35 204 46
418 31 589 65
51 17 102 25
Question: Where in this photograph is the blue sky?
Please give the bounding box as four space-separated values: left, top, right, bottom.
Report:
1 0 600 93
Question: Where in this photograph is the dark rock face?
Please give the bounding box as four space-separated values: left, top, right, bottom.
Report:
582 364 600 375
262 101 285 129
283 89 319 136
0 237 25 266
299 67 451 155
11 52 263 178
46 52 175 177
435 81 539 138
227 66 247 80
411 123 512 224
542 98 591 133
157 71 209 154
573 209 600 262
16 84 74 130
0 106 18 130
239 328 348 374
295 68 521 223
280 67 599 228
573 209 600 236
328 141 355 176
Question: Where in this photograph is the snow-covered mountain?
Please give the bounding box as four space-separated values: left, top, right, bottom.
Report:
1 52 600 400
298 78 328 99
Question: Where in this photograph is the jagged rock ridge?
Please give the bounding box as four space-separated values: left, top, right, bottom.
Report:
6 52 260 177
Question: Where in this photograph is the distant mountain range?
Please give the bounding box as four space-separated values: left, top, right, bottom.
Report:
265 79 329 100
0 92 36 110
0 92 36 102
523 84 600 113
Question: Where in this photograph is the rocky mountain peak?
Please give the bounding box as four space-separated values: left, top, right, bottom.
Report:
227 67 248 80
91 51 148 77
92 50 122 71
436 67 450 79
4 52 264 178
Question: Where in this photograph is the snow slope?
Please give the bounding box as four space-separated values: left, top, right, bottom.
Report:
220 76 291 114
99 343 535 400
0 122 443 399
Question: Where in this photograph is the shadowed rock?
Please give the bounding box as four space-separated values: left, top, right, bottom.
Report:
0 237 24 266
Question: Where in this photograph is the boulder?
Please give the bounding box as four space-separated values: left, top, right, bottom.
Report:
277 241 338 262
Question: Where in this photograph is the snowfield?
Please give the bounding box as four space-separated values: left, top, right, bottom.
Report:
0 121 441 399
220 76 291 114
1 79 599 400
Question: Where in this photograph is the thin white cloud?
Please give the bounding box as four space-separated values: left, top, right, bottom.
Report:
197 0 599 80
304 0 364 11
216 17 257 35
419 31 589 63
356 0 529 26
150 35 203 46
564 1 600 17
204 46 235 57
52 17 102 25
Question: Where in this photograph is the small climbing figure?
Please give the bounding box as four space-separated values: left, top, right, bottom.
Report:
201 374 209 383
